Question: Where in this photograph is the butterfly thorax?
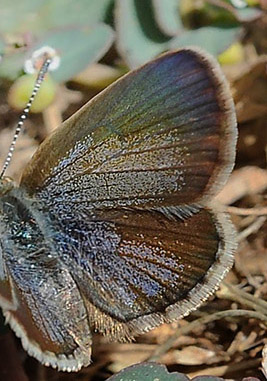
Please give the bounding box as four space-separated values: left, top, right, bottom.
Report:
0 184 59 281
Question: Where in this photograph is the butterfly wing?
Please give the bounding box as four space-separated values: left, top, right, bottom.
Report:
21 48 237 214
1 247 92 371
48 205 236 339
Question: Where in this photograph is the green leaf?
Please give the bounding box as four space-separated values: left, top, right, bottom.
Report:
0 51 25 80
0 38 5 55
0 0 44 34
115 0 170 68
107 362 232 381
0 0 113 35
0 24 114 82
234 6 262 22
30 24 114 82
153 0 184 36
107 363 190 381
0 1 114 82
169 26 242 56
30 0 114 32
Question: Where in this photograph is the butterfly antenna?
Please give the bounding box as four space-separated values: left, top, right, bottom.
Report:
0 56 51 180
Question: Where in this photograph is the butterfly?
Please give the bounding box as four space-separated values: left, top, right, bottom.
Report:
0 47 237 372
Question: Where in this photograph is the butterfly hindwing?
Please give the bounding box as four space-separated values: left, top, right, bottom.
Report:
1 253 92 371
49 205 235 338
0 192 92 371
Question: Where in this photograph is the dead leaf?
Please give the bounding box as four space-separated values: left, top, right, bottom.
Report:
172 346 216 365
232 56 267 123
216 166 267 205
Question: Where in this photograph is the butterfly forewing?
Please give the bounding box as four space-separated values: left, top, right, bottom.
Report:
21 48 236 214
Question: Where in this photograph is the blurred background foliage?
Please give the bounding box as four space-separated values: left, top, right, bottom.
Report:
0 0 265 113
0 0 265 106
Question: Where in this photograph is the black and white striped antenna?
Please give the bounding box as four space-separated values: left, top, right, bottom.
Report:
0 56 52 180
